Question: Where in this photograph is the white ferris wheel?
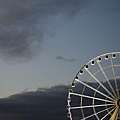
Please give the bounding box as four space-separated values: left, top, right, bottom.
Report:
67 52 120 120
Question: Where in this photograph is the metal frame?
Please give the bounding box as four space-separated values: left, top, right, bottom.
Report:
67 52 120 120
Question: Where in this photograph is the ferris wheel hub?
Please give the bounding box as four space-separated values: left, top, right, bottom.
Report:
117 99 120 107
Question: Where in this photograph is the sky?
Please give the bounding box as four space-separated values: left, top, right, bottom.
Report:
0 0 120 119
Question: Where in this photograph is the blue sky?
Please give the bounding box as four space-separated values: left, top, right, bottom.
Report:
0 0 120 98
0 0 120 119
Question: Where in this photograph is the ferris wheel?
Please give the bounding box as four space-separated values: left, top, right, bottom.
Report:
67 52 120 120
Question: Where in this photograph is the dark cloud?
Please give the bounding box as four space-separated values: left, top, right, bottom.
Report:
0 85 70 120
103 1 120 12
56 56 76 62
0 81 116 120
0 0 86 62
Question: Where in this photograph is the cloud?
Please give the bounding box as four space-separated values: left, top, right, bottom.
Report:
0 0 85 62
0 80 116 120
56 56 76 62
102 1 120 12
0 85 69 120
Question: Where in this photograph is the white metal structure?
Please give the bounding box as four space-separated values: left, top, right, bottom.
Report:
67 52 120 120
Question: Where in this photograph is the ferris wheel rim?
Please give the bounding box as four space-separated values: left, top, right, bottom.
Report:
67 52 120 120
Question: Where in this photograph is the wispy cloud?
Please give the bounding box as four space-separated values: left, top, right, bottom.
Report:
0 0 85 62
56 56 76 62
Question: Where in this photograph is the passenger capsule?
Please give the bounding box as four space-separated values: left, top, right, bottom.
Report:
105 55 109 60
91 60 95 65
112 54 116 58
67 112 71 118
98 57 102 62
69 89 73 93
80 70 83 75
75 76 78 79
67 97 71 102
66 105 70 109
72 82 75 87
85 65 89 69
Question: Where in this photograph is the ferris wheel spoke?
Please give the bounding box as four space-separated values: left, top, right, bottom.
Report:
81 106 115 120
75 79 115 101
70 92 114 103
101 107 116 120
110 56 119 97
85 69 115 99
70 103 114 110
97 61 117 98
